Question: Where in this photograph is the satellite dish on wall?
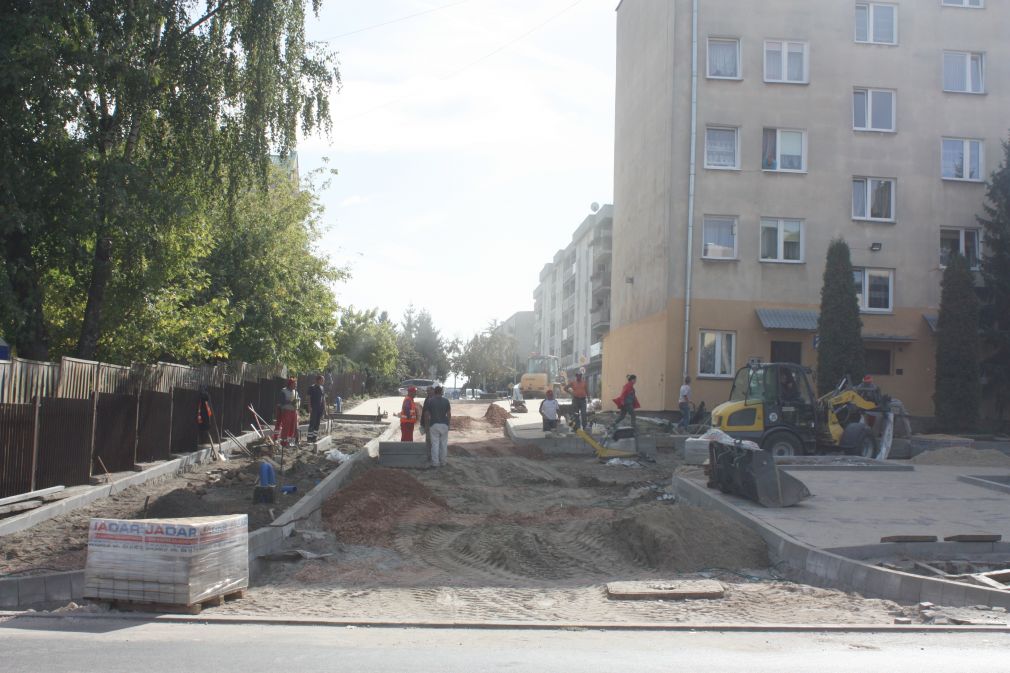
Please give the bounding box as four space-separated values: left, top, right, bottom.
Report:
590 202 600 213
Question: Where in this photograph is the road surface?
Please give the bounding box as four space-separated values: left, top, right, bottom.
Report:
1 618 1007 673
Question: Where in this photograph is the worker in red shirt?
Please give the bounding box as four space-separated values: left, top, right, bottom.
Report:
609 374 640 434
398 386 419 441
565 371 589 430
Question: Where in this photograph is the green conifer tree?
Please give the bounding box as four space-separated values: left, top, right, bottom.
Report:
934 254 981 432
816 239 864 395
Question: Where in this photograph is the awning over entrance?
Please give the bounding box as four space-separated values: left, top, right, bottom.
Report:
755 308 818 331
923 314 938 334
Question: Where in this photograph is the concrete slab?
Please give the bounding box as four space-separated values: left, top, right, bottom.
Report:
606 580 725 600
691 465 1010 549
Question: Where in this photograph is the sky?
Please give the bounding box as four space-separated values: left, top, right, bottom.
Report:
299 0 616 342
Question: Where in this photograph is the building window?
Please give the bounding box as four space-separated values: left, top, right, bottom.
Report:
705 127 739 169
942 0 983 7
762 129 806 172
852 178 896 221
771 341 803 365
940 228 981 269
764 40 808 83
853 88 895 132
853 268 894 312
942 138 984 181
707 38 741 79
699 330 736 378
943 51 984 93
760 218 804 262
864 348 892 375
702 216 737 259
855 3 897 44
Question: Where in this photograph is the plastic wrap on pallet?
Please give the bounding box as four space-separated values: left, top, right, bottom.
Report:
83 514 248 606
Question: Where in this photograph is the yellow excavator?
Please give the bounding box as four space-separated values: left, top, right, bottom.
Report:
710 363 895 458
520 355 567 399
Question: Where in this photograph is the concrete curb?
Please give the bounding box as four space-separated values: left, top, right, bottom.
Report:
674 477 1010 610
958 474 1010 495
2 611 1009 633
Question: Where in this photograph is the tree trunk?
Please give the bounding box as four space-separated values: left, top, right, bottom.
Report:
4 229 49 360
76 235 113 360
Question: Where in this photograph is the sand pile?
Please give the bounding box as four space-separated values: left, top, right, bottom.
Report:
321 467 448 545
605 503 769 572
450 415 473 431
911 447 1010 467
483 404 514 428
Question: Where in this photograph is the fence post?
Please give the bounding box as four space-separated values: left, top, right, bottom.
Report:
29 395 41 492
88 390 98 477
167 387 174 457
133 388 141 467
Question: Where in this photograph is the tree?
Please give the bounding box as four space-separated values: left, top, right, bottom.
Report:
456 323 517 393
0 1 339 359
395 306 447 380
934 254 981 432
979 137 1010 422
816 239 864 395
331 307 399 393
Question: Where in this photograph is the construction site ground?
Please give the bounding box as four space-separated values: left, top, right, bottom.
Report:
0 422 385 578
178 399 947 626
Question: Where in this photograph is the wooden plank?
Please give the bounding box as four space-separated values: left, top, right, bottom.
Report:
0 485 64 507
0 500 42 515
880 535 938 543
606 580 725 601
943 534 1002 543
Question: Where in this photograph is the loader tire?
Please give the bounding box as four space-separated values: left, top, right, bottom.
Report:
762 432 800 458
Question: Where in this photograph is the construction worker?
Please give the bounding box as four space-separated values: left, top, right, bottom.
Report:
398 386 419 441
275 377 300 447
539 388 561 435
307 374 326 442
610 374 640 434
678 376 692 432
565 371 589 430
196 385 214 445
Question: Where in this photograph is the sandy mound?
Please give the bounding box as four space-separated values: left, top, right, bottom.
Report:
450 415 473 431
484 404 514 428
604 503 769 572
911 447 1010 467
321 467 448 545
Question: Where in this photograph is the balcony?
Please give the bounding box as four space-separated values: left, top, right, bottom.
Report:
591 308 610 332
591 276 611 298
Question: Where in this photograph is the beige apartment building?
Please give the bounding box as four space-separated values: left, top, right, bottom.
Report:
604 0 1008 415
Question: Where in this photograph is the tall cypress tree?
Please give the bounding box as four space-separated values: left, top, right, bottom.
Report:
817 239 864 395
934 254 981 432
978 137 1010 423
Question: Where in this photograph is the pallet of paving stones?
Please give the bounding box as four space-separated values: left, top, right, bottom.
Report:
104 589 246 615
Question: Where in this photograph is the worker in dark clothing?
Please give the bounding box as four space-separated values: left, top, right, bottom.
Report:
609 374 640 434
307 374 326 442
197 385 214 445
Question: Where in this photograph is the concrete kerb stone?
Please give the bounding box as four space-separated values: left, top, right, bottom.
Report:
673 476 1010 610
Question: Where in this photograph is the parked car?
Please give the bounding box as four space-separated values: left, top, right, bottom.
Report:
397 378 436 396
463 388 486 400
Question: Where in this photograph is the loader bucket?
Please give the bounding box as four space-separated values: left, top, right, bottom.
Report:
707 441 811 507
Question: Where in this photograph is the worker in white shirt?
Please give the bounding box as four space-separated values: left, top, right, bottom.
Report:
539 389 561 435
678 376 692 432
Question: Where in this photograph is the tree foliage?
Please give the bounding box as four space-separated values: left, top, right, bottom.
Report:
979 137 1010 421
0 0 339 364
331 307 399 393
934 254 981 432
396 305 448 380
816 239 864 395
455 322 517 392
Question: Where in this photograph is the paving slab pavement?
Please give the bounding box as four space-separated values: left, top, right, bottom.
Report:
687 464 1010 549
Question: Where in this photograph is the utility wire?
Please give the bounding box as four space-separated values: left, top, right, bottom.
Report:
318 0 480 41
336 0 589 123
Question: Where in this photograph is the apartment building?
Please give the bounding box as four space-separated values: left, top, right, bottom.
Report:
533 205 614 396
496 310 536 374
605 0 1008 414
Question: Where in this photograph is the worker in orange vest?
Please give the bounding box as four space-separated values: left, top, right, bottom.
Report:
398 386 419 441
565 371 589 430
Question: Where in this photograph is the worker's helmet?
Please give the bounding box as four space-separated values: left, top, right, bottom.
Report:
407 386 417 395
862 375 873 385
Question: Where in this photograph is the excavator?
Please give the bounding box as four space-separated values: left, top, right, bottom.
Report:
519 355 568 400
709 362 904 459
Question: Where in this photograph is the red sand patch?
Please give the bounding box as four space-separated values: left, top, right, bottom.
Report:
484 404 514 428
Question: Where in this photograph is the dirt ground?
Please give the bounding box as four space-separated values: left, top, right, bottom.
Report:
206 403 916 625
0 422 384 578
910 446 1010 467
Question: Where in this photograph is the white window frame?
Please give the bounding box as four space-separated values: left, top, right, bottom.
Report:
852 88 896 132
707 37 742 80
759 218 805 263
762 128 807 173
943 51 985 94
855 3 898 45
941 0 983 8
763 40 809 84
940 228 981 270
853 268 894 313
698 330 736 379
704 126 740 169
941 137 984 182
852 177 896 222
702 216 738 260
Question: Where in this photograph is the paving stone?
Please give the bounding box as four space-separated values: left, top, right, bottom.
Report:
606 580 725 601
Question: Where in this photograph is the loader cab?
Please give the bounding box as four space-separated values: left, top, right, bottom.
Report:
713 363 818 455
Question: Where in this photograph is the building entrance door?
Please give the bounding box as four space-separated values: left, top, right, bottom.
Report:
771 340 802 365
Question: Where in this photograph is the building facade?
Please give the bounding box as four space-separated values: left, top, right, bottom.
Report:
496 310 536 377
533 205 614 396
605 0 1007 414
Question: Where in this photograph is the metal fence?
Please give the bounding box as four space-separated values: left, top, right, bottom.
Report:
0 356 291 499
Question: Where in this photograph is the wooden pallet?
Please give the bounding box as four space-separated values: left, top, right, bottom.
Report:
106 589 246 615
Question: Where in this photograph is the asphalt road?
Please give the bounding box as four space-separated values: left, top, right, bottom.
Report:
2 619 1007 673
